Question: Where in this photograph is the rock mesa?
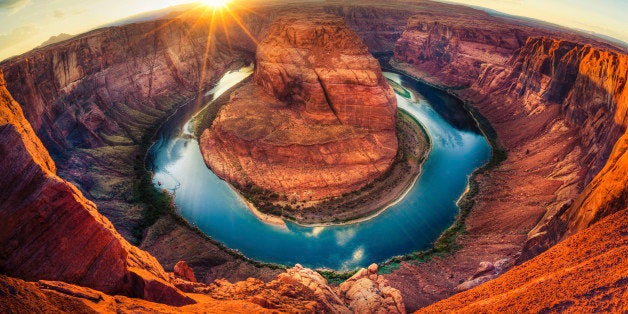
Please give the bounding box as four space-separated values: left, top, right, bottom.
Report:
201 13 398 202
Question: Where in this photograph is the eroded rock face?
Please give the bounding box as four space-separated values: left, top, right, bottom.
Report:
395 18 628 257
0 71 192 306
206 265 351 313
338 263 406 313
506 38 628 259
201 13 398 201
388 12 628 309
254 13 397 129
173 261 197 283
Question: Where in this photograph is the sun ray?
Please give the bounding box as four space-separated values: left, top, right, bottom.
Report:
195 7 218 111
218 9 233 52
224 6 260 46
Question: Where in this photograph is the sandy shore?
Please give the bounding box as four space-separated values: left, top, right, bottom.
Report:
239 194 289 229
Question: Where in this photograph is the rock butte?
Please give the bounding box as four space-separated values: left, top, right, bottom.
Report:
0 1 627 312
200 13 399 202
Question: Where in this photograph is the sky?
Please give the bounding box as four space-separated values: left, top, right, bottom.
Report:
1 0 627 61
439 0 628 43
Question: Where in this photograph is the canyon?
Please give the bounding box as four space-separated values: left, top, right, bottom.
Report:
0 0 626 312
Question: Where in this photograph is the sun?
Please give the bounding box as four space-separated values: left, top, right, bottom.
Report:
198 0 231 9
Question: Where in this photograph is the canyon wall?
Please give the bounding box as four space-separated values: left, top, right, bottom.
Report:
505 38 628 258
0 3 422 305
1 16 241 156
393 12 628 259
0 71 192 306
1 68 407 312
1 0 626 311
0 11 252 250
0 2 421 275
387 10 627 310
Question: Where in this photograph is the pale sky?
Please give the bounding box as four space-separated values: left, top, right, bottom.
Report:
439 0 628 44
1 0 627 61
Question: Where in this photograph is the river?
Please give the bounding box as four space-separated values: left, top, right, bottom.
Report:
147 67 491 270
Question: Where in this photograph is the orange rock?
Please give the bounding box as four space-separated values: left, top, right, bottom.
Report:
174 261 197 283
390 14 628 309
418 208 628 313
201 13 398 202
339 264 406 313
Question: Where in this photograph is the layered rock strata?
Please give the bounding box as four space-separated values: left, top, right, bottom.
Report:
201 13 398 201
387 12 628 310
1 68 406 312
0 72 192 306
1 1 627 312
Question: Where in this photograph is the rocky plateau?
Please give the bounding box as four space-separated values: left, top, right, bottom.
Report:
200 13 399 203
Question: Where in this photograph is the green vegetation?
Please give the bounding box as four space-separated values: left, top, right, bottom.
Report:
378 262 401 274
317 269 359 286
388 79 412 99
127 101 286 271
131 117 177 241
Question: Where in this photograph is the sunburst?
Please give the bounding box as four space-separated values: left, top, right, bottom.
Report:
198 0 231 9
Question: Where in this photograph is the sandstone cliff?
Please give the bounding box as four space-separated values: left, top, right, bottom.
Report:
388 11 628 309
394 14 628 248
1 263 406 313
2 1 627 312
503 38 628 258
201 13 398 202
0 71 192 306
1 68 407 312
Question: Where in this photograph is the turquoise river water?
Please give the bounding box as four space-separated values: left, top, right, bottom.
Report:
147 67 491 270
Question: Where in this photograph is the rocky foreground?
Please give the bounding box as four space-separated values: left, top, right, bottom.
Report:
200 13 399 203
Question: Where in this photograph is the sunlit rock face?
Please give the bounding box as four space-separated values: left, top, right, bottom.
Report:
0 71 193 306
200 13 398 201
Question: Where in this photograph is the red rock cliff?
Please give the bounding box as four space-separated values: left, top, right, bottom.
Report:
394 16 628 258
0 71 193 306
0 1 425 289
389 11 628 309
0 17 235 154
502 38 628 258
200 13 398 201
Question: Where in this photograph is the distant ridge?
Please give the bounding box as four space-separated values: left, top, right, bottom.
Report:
37 33 74 49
